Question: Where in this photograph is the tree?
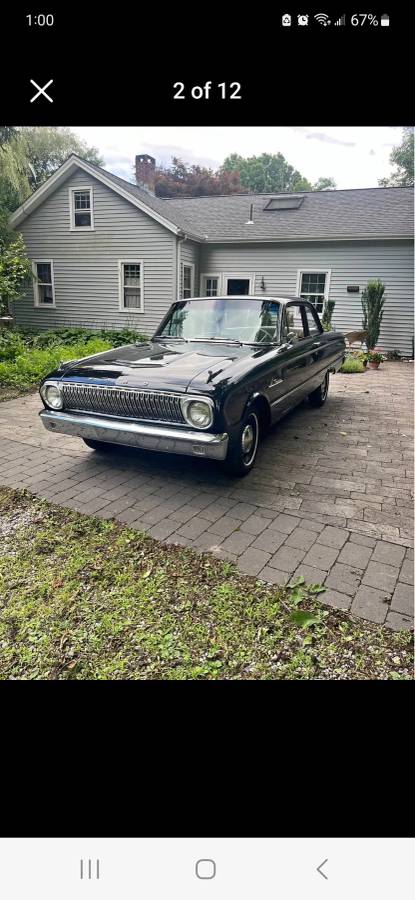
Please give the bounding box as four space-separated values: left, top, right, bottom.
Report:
221 152 312 193
0 127 102 314
379 127 414 187
18 127 103 191
154 157 242 197
0 232 32 316
361 280 386 349
313 176 337 191
0 127 104 213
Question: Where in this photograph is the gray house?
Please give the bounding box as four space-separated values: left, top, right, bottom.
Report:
10 153 414 354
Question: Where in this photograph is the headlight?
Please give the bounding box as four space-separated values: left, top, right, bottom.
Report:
181 398 213 429
40 382 63 410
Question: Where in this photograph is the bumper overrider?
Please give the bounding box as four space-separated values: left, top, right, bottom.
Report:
39 409 229 461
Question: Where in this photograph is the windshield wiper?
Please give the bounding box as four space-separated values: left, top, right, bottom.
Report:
187 337 243 346
153 335 189 342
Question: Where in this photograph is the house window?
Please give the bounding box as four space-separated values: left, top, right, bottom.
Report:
182 263 194 299
297 270 330 315
201 274 221 297
33 260 55 307
119 261 144 312
69 187 94 229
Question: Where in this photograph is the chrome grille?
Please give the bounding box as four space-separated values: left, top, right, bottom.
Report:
61 382 185 424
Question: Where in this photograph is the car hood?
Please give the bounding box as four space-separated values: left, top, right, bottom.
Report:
56 339 261 393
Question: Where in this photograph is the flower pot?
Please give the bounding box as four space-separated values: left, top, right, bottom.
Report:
369 361 380 369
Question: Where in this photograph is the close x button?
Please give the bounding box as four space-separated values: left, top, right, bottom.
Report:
30 78 53 102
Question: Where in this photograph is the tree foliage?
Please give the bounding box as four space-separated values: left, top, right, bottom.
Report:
361 279 386 349
221 152 312 193
313 176 337 191
379 127 414 187
0 126 103 214
20 127 103 192
221 153 337 194
155 157 242 197
154 153 336 197
0 127 103 313
0 233 32 315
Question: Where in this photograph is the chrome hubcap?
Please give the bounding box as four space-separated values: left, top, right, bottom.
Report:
241 424 254 455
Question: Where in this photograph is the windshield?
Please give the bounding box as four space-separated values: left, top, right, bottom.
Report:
157 298 281 344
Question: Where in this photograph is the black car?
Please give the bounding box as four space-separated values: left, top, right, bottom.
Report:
39 295 345 476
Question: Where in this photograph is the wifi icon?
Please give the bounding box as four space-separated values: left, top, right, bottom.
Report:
314 13 331 25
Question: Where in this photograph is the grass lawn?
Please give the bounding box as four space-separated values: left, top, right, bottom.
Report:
0 487 412 681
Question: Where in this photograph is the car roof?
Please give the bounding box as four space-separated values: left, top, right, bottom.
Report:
183 295 302 304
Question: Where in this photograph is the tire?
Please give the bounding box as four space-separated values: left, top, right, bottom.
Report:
309 371 329 408
224 409 260 477
82 438 115 452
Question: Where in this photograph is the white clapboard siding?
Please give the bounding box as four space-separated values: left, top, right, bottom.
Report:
12 169 177 336
199 240 414 355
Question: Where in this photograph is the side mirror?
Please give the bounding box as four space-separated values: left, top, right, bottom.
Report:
286 331 296 342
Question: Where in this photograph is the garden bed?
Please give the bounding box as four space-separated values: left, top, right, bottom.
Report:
0 326 147 398
0 488 412 681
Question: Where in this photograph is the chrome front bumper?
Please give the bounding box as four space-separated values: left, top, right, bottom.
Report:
39 410 229 461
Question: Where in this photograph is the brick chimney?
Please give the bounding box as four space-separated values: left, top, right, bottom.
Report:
135 154 156 192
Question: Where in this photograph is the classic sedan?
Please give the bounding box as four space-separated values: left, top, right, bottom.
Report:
39 296 345 476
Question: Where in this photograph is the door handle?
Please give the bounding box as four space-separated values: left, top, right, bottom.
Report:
312 341 322 347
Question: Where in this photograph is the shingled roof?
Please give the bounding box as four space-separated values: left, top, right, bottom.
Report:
10 155 414 244
163 186 414 242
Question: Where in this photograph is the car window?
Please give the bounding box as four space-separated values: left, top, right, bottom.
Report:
304 305 321 336
283 304 305 342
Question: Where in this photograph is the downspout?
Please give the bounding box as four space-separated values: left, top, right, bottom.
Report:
176 231 187 302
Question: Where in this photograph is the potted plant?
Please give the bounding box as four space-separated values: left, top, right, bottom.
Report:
367 351 383 370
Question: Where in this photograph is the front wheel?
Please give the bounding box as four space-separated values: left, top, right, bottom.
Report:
224 410 260 477
309 372 329 408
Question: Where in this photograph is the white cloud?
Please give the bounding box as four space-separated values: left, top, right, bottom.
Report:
72 126 402 189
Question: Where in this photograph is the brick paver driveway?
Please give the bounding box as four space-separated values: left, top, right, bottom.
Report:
0 362 413 629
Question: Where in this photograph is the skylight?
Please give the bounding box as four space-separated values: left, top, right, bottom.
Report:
264 195 305 210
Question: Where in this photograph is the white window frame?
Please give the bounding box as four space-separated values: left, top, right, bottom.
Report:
181 262 195 299
32 259 56 308
296 269 331 314
69 185 94 231
118 259 144 313
222 272 255 295
200 273 222 297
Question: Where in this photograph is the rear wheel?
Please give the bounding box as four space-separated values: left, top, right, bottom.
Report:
309 372 329 408
83 438 115 452
224 409 260 477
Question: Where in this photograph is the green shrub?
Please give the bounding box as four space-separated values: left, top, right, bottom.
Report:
0 331 25 361
321 298 336 331
386 348 401 360
340 357 365 374
361 279 386 349
19 326 148 349
0 338 112 389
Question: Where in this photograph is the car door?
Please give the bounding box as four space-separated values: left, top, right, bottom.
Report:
270 301 315 420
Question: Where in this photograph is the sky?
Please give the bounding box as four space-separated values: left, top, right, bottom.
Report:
72 126 402 189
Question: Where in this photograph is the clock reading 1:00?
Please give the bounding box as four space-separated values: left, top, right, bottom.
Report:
26 14 54 25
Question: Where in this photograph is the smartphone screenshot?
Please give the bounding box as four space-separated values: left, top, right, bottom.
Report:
0 4 413 895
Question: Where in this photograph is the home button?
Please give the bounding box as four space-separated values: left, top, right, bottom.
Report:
195 859 216 880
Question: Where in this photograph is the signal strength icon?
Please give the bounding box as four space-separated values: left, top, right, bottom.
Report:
314 13 331 25
334 14 346 25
